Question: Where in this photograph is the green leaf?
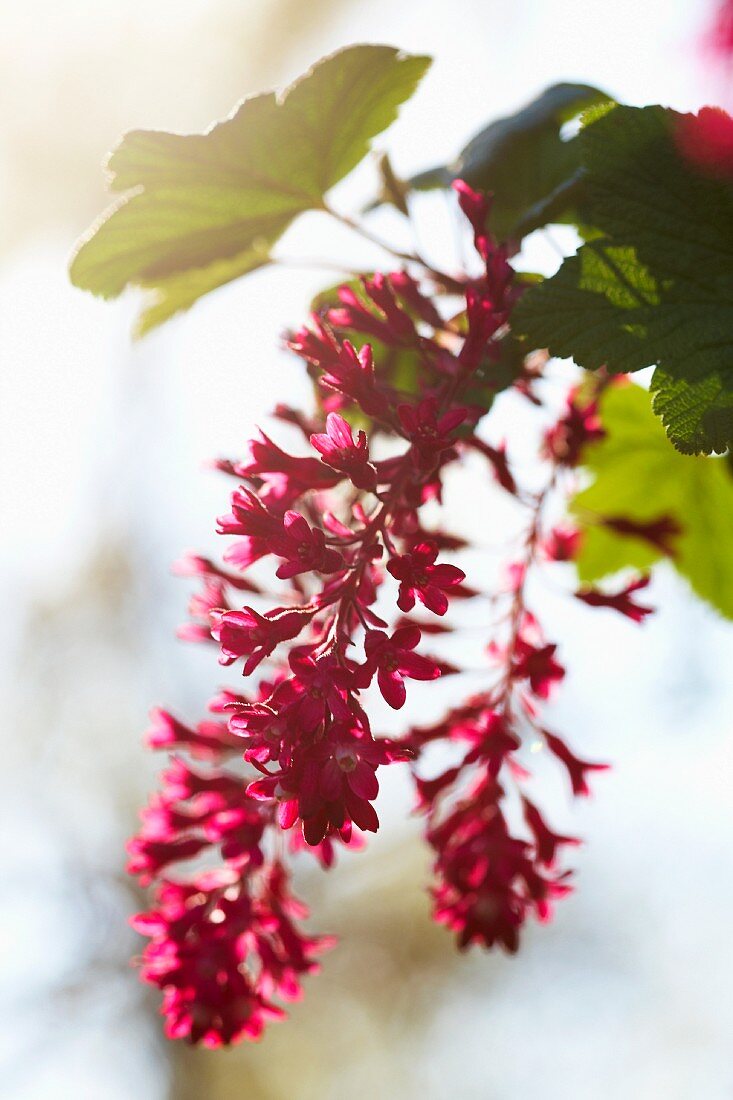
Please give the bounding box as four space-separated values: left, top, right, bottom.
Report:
70 45 431 332
572 381 733 619
408 82 610 240
515 104 733 455
650 368 733 458
135 247 271 337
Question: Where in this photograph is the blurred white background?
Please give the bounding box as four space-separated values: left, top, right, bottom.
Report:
1 1 732 1097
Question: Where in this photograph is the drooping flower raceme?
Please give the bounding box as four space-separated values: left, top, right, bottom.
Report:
128 182 650 1045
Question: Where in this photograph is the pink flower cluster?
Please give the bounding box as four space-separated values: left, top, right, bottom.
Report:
129 182 652 1045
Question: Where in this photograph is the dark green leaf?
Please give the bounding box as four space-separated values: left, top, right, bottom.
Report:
572 382 733 619
515 104 733 454
70 45 431 333
408 82 610 240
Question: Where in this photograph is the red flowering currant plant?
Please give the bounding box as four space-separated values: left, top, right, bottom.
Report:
71 45 733 1047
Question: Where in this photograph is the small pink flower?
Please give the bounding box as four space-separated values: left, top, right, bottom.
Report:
327 272 417 346
453 179 493 262
512 636 565 700
145 708 242 760
542 525 583 562
398 397 468 470
272 511 343 580
290 325 389 419
310 413 377 491
575 576 653 623
522 797 580 866
543 731 609 797
233 428 339 508
213 607 310 674
127 834 209 884
282 652 354 732
543 390 605 466
355 625 441 709
387 541 465 615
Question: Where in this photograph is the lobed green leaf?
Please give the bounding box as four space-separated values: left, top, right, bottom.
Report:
573 381 733 619
515 104 733 454
70 45 431 333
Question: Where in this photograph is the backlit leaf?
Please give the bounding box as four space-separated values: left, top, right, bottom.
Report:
572 381 733 619
70 45 431 332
